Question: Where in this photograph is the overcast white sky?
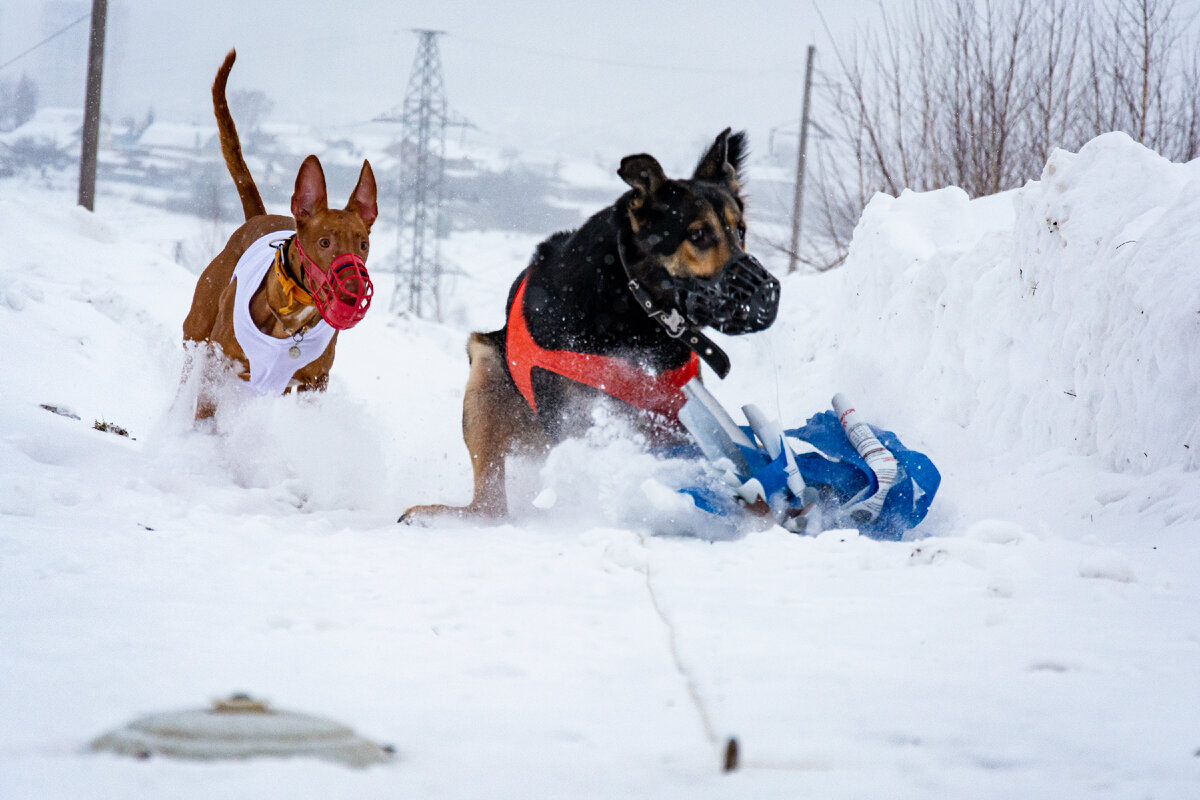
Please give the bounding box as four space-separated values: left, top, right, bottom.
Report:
0 0 876 171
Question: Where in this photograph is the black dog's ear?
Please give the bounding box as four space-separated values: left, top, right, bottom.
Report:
619 154 667 208
693 128 747 188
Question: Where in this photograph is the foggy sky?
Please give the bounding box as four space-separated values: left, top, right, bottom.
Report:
0 0 877 172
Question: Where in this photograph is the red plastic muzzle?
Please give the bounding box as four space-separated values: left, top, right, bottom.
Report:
294 239 374 330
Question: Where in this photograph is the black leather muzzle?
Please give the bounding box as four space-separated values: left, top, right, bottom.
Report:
676 253 780 334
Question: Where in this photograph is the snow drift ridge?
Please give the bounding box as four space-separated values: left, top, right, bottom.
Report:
782 132 1198 475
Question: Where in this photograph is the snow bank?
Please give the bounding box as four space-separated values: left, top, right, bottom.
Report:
771 132 1199 475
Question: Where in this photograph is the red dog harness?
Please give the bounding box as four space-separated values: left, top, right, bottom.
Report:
506 277 699 421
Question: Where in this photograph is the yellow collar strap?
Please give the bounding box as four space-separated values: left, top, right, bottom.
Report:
273 243 313 315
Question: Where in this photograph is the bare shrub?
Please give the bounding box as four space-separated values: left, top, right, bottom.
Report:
803 0 1199 267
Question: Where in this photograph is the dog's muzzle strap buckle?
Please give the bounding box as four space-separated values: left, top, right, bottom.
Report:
631 282 687 338
627 278 731 379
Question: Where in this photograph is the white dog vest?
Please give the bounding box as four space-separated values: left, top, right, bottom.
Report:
230 231 335 396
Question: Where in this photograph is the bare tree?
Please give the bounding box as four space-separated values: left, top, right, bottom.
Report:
227 89 274 151
805 0 1199 267
0 73 39 132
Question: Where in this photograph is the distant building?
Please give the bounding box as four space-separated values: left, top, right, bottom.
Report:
134 120 215 154
0 106 86 148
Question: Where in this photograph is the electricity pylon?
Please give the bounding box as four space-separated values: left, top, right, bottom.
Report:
379 29 450 319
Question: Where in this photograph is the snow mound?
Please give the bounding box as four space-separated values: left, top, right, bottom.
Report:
814 132 1198 474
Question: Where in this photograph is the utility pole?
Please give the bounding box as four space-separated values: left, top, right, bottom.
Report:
788 44 815 274
77 0 107 211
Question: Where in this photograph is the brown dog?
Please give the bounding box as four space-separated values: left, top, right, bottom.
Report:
401 130 779 524
181 49 378 418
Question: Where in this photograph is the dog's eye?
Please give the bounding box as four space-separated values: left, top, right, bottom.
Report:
736 222 747 244
319 238 331 249
360 240 368 253
687 227 711 247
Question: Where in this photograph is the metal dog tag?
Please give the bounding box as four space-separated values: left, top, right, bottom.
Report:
288 345 302 359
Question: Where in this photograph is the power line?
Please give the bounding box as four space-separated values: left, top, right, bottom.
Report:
451 33 808 77
0 13 90 74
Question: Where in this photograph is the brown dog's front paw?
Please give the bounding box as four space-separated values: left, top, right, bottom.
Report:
397 504 463 526
398 502 508 526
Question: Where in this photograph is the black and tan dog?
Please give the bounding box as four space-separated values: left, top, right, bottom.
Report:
401 129 779 523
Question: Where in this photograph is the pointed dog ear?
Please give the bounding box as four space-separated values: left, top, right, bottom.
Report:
693 128 747 188
345 159 378 230
291 155 328 224
618 154 666 209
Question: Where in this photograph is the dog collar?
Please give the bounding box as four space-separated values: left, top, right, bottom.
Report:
271 238 314 316
616 230 732 379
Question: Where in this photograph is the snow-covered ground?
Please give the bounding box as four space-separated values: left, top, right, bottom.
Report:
1 132 1198 798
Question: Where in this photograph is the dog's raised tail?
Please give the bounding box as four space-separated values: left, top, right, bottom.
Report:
212 49 266 221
